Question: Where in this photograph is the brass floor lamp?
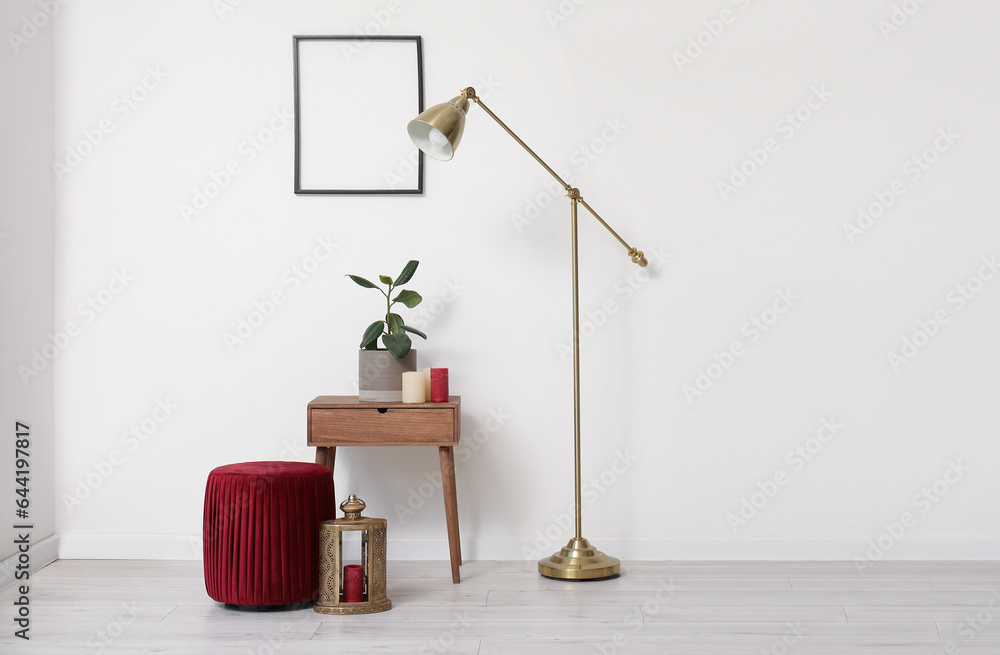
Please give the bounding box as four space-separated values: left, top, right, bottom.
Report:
408 87 647 581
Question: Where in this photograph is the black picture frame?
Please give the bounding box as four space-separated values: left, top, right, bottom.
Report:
293 35 424 195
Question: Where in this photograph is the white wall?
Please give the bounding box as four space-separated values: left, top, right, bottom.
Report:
0 0 58 582
51 0 1000 561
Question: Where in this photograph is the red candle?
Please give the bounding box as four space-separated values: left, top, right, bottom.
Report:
430 368 449 402
343 564 364 602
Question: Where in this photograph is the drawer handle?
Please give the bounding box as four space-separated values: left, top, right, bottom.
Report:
377 408 388 414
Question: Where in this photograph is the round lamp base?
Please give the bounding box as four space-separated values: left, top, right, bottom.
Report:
538 537 621 581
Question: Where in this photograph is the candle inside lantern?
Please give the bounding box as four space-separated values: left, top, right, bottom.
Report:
430 368 449 402
401 371 425 403
343 564 364 602
421 368 431 401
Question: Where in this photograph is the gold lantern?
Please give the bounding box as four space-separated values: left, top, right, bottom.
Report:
314 495 391 615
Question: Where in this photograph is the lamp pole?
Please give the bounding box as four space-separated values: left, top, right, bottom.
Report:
409 87 647 580
570 193 583 541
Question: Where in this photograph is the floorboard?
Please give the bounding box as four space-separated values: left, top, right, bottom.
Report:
1 559 999 653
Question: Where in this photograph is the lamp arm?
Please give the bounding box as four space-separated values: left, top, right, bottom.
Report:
576 196 648 267
463 87 647 268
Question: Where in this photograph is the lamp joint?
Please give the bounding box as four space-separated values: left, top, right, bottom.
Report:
566 187 581 200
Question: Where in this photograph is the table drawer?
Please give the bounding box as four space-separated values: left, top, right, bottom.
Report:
309 407 458 446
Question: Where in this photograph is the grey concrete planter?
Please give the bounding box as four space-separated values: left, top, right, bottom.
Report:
358 349 417 402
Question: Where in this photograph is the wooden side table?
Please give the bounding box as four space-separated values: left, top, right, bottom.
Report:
307 395 463 583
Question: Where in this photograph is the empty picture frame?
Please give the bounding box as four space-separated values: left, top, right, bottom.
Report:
293 35 424 194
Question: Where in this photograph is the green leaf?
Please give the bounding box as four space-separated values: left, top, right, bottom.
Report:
401 324 427 340
387 313 404 334
347 274 378 289
393 289 422 308
360 320 384 349
394 260 419 286
379 275 393 286
382 332 412 359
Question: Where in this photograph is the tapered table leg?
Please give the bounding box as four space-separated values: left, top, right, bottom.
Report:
439 446 462 583
315 446 337 505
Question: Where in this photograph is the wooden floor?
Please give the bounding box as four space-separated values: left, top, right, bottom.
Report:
3 559 1000 653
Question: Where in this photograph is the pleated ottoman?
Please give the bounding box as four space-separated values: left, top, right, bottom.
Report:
203 461 335 606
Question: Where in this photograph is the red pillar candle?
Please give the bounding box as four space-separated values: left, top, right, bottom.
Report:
343 564 364 602
430 368 449 402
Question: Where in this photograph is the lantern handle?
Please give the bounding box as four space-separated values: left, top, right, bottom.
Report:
340 494 366 519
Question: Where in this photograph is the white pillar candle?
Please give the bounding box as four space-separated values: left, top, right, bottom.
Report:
421 368 432 401
402 371 425 403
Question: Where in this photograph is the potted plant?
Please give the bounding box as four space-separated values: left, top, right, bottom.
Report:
348 259 427 401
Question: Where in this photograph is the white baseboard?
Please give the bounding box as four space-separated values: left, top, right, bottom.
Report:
0 534 60 592
467 537 1000 562
55 534 1000 562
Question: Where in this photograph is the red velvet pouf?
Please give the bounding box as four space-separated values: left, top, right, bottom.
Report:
203 461 335 606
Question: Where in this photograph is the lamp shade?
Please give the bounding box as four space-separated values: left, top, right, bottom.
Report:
407 94 470 161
